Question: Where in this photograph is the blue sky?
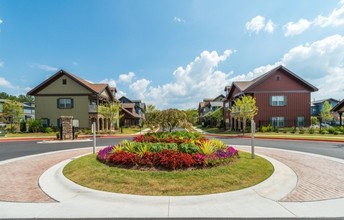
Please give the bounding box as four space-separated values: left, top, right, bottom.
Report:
1 0 344 109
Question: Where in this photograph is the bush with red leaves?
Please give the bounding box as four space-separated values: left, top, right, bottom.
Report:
137 152 155 167
153 150 195 170
109 151 138 167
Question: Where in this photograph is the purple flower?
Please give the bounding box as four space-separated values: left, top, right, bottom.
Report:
97 145 115 162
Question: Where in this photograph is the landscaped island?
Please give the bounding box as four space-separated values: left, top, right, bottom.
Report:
63 131 274 196
97 131 239 170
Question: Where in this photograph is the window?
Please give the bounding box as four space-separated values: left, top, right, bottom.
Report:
41 118 50 128
62 79 67 85
297 116 305 127
271 117 285 127
276 75 281 81
270 96 287 106
57 98 73 109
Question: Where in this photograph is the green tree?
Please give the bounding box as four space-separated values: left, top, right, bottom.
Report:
27 119 43 132
320 101 333 125
311 116 320 126
160 109 186 132
183 109 198 125
230 95 258 135
145 104 161 130
97 102 123 130
2 100 24 132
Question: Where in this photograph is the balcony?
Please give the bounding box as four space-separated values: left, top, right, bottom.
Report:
89 104 97 113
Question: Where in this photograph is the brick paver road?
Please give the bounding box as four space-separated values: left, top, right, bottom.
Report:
0 148 92 202
236 146 344 202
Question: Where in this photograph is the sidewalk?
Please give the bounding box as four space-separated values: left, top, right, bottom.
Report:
0 146 343 218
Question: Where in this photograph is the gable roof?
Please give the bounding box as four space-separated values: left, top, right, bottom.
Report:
312 98 339 105
332 99 344 113
226 65 318 98
121 106 141 118
246 65 318 92
27 69 115 101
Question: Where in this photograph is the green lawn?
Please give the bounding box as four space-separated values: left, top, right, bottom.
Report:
63 151 273 196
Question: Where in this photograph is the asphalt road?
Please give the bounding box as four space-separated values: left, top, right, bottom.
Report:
0 137 127 161
0 136 343 161
217 137 344 159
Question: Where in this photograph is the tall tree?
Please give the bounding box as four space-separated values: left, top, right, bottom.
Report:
320 101 333 124
230 95 258 135
2 100 24 131
97 102 123 130
145 104 161 130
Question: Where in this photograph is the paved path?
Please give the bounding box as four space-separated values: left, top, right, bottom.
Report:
0 148 93 202
235 146 344 202
0 145 343 218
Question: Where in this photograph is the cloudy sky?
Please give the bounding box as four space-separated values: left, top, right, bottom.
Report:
1 0 344 109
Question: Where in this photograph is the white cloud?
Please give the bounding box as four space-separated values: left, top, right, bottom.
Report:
0 77 16 89
246 16 265 34
281 34 344 79
246 16 275 34
118 72 135 83
237 34 344 101
129 78 151 100
128 50 234 109
314 1 344 27
174 16 186 23
31 64 58 72
284 1 344 36
99 78 116 87
0 60 4 67
264 20 276 33
284 19 312 36
116 90 127 99
0 19 3 25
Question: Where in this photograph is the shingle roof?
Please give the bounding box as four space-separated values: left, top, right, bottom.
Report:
27 70 116 102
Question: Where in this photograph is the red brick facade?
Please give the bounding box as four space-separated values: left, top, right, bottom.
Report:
224 65 318 129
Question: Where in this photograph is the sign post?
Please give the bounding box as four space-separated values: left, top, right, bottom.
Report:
92 122 96 154
251 119 255 159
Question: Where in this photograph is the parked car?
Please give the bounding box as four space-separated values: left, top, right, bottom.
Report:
320 123 332 128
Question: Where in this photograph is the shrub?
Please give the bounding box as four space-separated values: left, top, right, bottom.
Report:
299 127 305 134
327 127 336 134
290 127 297 134
261 125 272 133
283 128 289 134
153 150 195 170
308 127 315 134
199 141 216 155
319 129 327 135
108 151 138 167
208 139 226 150
179 143 200 154
273 127 279 133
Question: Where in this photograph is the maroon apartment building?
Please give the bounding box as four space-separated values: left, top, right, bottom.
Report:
223 65 318 130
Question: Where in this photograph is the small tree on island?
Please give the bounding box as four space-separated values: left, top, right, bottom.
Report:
230 95 258 135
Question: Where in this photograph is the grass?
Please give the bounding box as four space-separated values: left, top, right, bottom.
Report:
63 151 273 196
5 132 55 138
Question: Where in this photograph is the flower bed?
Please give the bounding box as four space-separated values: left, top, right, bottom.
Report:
97 131 239 170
